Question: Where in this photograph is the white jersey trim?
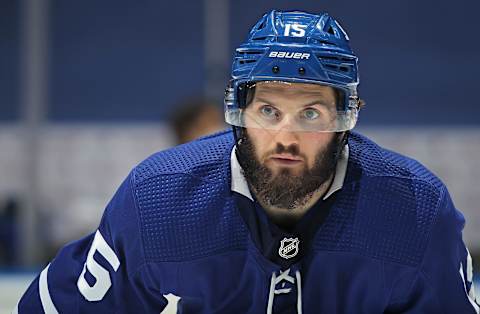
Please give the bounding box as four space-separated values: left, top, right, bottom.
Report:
39 263 59 314
160 293 181 314
460 261 480 314
323 144 349 200
230 146 253 201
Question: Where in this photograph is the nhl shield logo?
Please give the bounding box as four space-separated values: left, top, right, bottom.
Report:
278 237 300 259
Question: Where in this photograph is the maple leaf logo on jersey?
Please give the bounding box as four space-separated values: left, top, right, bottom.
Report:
278 237 300 259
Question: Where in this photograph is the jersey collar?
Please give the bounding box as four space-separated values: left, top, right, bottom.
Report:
230 144 349 201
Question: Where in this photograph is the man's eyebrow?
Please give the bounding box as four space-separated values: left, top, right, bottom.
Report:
250 96 274 106
301 100 333 108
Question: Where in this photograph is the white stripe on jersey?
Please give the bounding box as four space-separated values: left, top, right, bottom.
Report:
460 262 480 314
160 293 181 314
39 264 59 314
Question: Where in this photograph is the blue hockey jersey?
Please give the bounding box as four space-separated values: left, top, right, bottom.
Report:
15 130 479 313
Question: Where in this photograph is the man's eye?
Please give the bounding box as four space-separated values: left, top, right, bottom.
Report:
302 108 320 120
260 105 279 120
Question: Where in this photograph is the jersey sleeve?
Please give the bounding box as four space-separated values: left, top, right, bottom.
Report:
14 172 169 314
386 185 479 313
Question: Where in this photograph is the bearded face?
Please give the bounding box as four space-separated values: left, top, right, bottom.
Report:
234 82 346 210
237 130 343 209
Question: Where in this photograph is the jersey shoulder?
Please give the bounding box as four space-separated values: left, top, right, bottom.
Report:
348 131 443 190
333 132 453 266
133 129 234 184
130 130 247 263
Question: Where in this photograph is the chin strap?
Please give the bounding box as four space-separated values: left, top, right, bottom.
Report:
233 126 249 171
267 268 303 314
334 130 349 162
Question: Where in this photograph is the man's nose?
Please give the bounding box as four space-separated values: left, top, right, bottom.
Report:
271 116 300 147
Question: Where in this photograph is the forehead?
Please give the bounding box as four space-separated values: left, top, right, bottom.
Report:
253 81 336 100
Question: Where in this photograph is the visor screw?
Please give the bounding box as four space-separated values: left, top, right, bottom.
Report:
272 66 280 74
298 67 306 75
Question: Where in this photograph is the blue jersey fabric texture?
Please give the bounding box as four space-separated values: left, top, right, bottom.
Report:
17 130 478 313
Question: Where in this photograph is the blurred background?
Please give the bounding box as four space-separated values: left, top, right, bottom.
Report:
1 0 479 310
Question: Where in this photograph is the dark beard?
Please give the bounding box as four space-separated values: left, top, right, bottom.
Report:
237 131 344 210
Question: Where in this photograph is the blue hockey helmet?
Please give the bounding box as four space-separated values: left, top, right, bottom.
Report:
225 10 360 132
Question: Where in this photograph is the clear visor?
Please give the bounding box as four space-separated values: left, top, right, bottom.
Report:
225 108 357 132
225 81 358 132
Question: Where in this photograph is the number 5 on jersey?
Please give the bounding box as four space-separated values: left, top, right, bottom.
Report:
77 230 120 301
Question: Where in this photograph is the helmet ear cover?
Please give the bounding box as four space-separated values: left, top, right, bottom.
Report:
236 82 253 109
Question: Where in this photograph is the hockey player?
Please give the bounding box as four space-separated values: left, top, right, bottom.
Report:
15 10 478 314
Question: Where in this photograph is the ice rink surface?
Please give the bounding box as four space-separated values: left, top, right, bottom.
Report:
0 273 36 313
